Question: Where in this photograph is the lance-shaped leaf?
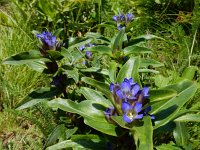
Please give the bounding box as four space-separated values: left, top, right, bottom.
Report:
138 69 159 74
109 61 118 83
133 116 153 150
173 122 190 149
152 82 197 129
140 59 164 68
85 45 112 56
111 116 153 150
112 28 125 52
80 87 112 106
47 50 64 60
45 124 67 147
127 34 164 46
149 89 177 102
64 68 79 83
81 77 113 100
80 67 109 76
48 99 119 136
182 66 197 80
16 87 62 110
2 50 50 65
123 46 152 56
68 38 92 49
116 57 140 85
174 114 200 122
156 142 182 150
46 134 107 150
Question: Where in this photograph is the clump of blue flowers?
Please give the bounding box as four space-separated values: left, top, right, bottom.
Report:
112 13 134 30
37 31 63 56
105 78 154 123
79 43 96 59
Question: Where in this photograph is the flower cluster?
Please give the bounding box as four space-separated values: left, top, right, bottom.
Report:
79 43 96 59
112 13 134 30
106 78 154 123
37 31 57 51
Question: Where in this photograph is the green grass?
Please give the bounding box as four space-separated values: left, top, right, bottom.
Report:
0 6 53 149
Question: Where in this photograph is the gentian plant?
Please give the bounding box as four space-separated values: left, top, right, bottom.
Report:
112 12 134 30
2 13 199 150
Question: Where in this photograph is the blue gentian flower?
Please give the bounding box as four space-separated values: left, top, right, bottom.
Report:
112 12 134 30
78 43 96 59
85 51 92 59
140 106 155 120
104 106 116 123
106 78 153 124
119 14 125 21
126 13 134 22
116 78 140 101
117 24 124 30
122 102 143 123
112 15 118 22
37 31 56 50
79 46 85 51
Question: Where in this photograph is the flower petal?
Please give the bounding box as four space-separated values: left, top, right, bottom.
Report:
116 88 124 99
109 83 115 92
142 87 149 98
134 102 142 113
135 114 143 119
131 84 140 97
121 102 132 113
123 114 132 123
121 80 131 94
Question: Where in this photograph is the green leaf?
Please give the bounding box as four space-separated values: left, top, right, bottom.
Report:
45 124 67 147
123 46 152 56
127 34 164 46
109 61 118 83
154 75 171 88
116 57 140 85
65 127 78 140
60 47 72 62
46 140 83 150
182 66 197 80
138 69 159 74
46 135 107 150
48 99 119 136
173 122 190 149
16 87 62 110
111 116 131 130
47 50 64 60
80 67 109 76
152 82 197 129
68 38 92 49
134 116 153 150
85 45 112 56
174 114 200 122
53 28 64 37
156 142 182 150
149 89 177 102
81 77 113 100
64 68 79 83
112 28 125 52
26 61 47 72
140 59 164 68
2 50 50 65
80 87 112 106
162 80 194 93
